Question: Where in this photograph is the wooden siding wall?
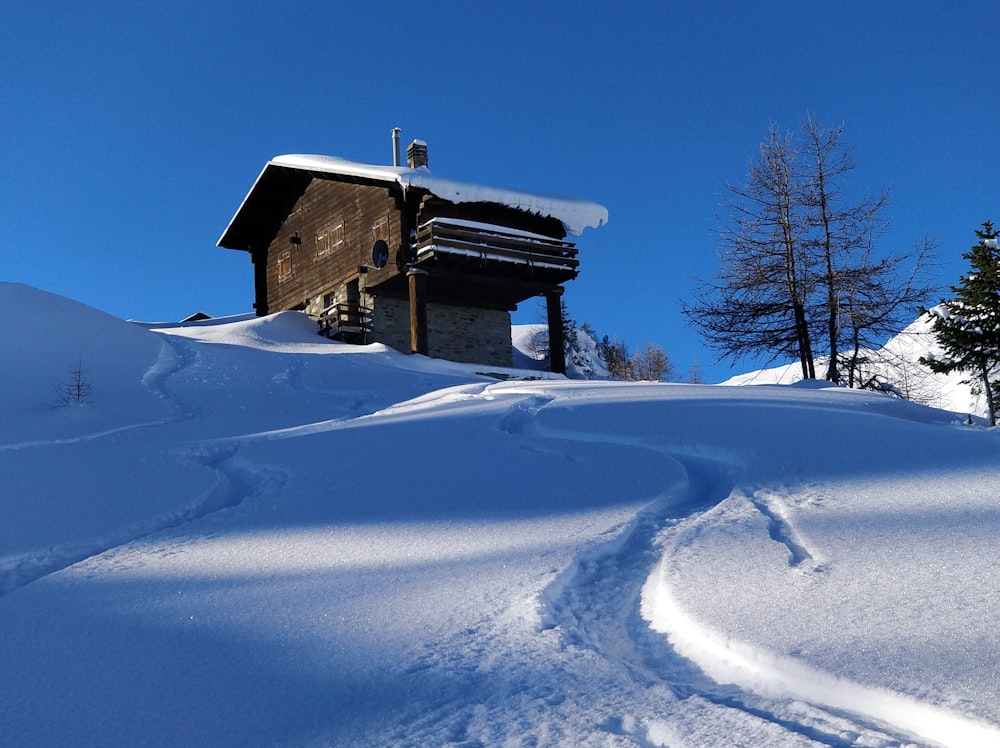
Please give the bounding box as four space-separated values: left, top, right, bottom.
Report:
265 179 404 312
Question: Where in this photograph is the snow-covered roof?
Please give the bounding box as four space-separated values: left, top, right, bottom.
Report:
268 154 608 237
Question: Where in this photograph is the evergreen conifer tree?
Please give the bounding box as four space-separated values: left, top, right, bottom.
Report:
597 335 631 379
920 221 1000 425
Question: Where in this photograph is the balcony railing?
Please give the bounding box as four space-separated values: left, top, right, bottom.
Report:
413 218 579 274
317 303 372 343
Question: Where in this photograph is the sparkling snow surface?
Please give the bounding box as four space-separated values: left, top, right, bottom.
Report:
2 282 1000 748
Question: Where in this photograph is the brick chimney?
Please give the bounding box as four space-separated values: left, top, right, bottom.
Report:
407 139 428 169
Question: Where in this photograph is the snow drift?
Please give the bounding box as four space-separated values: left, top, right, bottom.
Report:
2 282 999 748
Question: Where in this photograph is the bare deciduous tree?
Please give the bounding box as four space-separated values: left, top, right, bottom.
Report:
685 117 937 391
630 342 674 382
685 125 816 378
838 235 938 388
686 359 706 384
802 116 889 383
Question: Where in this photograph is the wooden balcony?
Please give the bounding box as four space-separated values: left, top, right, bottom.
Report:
363 218 580 310
413 218 579 277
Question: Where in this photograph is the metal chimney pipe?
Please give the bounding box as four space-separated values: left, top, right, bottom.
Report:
392 128 402 167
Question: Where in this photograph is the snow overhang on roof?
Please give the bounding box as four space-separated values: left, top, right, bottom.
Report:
262 154 608 238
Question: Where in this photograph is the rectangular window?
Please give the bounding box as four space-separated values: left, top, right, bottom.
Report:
317 220 345 257
372 216 390 243
277 252 292 280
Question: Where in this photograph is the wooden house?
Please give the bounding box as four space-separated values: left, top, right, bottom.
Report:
217 138 607 372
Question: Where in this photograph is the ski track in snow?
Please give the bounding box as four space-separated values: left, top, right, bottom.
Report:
143 334 205 420
227 380 993 746
536 458 896 745
7 338 999 746
363 388 876 746
492 396 982 747
746 490 825 571
497 393 556 435
0 334 214 457
0 335 267 597
0 338 195 454
0 337 480 599
642 540 1000 748
0 447 276 597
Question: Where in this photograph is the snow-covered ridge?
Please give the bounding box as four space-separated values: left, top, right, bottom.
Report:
270 153 609 237
723 312 986 418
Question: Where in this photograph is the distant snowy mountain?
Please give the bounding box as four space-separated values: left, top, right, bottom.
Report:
723 314 985 418
518 311 983 418
3 282 1000 747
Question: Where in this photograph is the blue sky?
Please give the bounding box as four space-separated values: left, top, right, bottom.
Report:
5 1 998 382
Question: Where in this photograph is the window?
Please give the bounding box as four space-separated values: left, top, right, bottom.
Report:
277 252 292 281
317 220 345 257
372 216 390 243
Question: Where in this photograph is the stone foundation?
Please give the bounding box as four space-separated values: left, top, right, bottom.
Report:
371 296 512 368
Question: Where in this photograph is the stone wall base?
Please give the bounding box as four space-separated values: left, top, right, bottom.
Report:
371 297 512 368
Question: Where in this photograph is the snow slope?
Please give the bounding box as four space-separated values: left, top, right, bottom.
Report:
723 314 984 417
2 282 1000 747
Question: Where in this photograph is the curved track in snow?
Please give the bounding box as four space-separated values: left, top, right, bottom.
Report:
1 335 265 597
6 303 1000 747
516 393 1000 748
535 452 906 744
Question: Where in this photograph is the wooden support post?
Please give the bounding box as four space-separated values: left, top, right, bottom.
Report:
251 247 269 316
408 267 429 356
545 287 566 375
